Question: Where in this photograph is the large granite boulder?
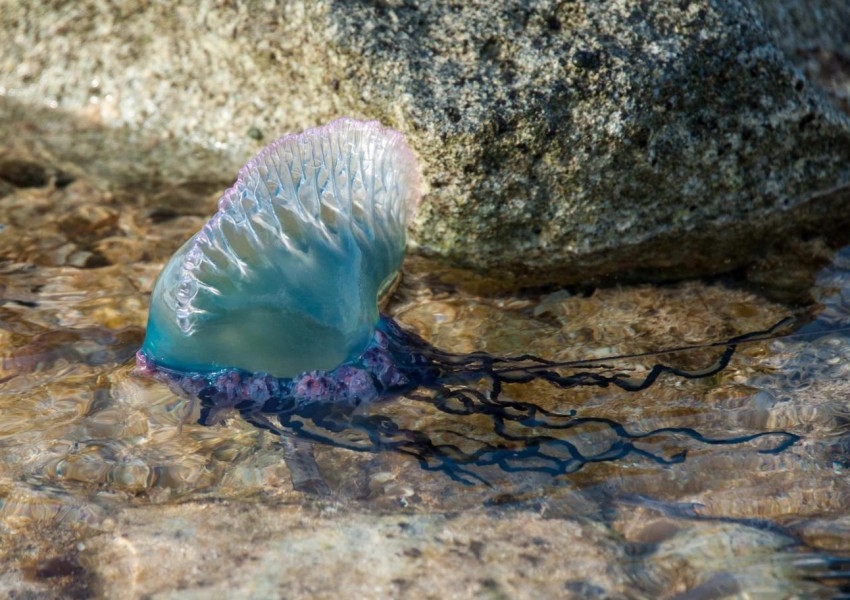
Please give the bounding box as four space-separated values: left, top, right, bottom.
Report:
2 0 850 284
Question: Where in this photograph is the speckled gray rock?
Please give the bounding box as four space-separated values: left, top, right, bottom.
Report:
325 0 850 283
2 0 850 284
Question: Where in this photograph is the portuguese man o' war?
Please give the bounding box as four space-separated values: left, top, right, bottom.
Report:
137 118 799 487
141 118 418 378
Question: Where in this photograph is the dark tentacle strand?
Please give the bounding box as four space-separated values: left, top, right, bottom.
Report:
210 316 800 486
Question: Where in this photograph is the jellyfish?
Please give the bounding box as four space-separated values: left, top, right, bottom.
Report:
136 118 799 487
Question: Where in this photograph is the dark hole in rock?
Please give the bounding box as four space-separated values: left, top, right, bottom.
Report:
32 556 86 580
55 170 75 188
479 577 500 590
149 207 180 223
573 50 601 71
481 37 501 61
0 159 48 188
799 113 816 130
12 300 38 308
22 553 96 600
83 251 112 269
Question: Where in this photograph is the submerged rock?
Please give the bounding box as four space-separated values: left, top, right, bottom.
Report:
2 0 850 283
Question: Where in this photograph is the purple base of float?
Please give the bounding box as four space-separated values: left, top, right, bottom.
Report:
136 323 415 424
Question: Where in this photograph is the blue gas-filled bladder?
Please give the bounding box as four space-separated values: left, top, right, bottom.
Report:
141 118 419 378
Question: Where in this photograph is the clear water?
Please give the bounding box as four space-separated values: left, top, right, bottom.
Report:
1 179 849 598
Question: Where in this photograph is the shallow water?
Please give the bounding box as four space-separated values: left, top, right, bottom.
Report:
1 177 850 598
